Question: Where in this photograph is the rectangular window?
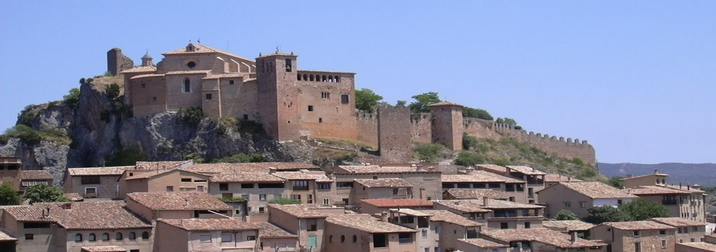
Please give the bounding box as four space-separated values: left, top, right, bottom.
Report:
84 187 97 195
661 240 667 249
199 234 211 243
81 176 101 185
660 229 666 235
241 183 255 188
184 82 191 93
564 201 572 208
291 194 301 201
373 234 387 247
285 59 292 72
293 180 309 190
181 178 192 182
307 220 318 231
633 231 640 237
500 223 508 229
205 93 212 100
337 182 353 188
635 242 641 252
259 207 265 213
318 183 331 190
221 233 233 243
323 198 330 205
166 186 174 192
219 183 229 191
24 233 33 240
307 105 314 112
24 223 50 229
229 80 235 85
398 233 412 243
247 235 256 241
259 194 267 201
258 183 284 188
524 222 531 229
341 95 350 104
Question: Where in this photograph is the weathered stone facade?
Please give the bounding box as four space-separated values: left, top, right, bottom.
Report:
117 43 596 164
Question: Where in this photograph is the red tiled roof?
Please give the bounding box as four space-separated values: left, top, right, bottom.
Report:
360 199 433 208
127 192 230 211
158 218 258 231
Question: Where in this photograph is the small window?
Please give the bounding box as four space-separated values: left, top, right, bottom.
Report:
661 240 667 248
259 207 265 213
75 233 83 242
102 233 110 241
81 176 101 185
141 231 150 240
219 183 229 191
141 83 146 88
84 187 97 195
243 114 249 120
329 235 333 243
88 233 96 242
393 188 399 195
183 78 191 93
199 234 211 243
319 118 323 123
129 232 136 240
166 186 174 192
285 59 293 72
24 233 33 240
660 230 666 235
222 232 233 242
259 194 267 201
247 235 256 241
353 235 357 243
181 178 192 182
633 230 640 237
308 105 314 112
205 93 212 100
398 233 412 243
116 232 123 240
341 235 345 243
152 96 157 101
187 61 196 68
241 183 255 188
524 222 531 229
500 223 508 229
341 94 349 104
229 80 235 85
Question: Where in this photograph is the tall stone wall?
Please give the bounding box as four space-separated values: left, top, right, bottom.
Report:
410 113 432 144
378 106 413 163
356 112 378 148
106 48 134 76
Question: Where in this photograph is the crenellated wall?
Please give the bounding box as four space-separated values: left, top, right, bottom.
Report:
356 111 378 147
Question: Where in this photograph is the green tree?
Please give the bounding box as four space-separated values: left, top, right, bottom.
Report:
63 88 81 109
454 151 484 167
396 100 407 107
106 147 147 166
462 134 479 150
177 107 204 126
584 206 630 224
105 83 121 100
608 177 625 189
495 117 519 128
554 209 578 220
409 92 441 113
414 143 447 163
0 183 20 205
269 197 301 205
619 198 669 221
23 184 67 204
354 89 383 112
463 107 493 120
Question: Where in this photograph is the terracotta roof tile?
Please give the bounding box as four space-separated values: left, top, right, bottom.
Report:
360 199 434 208
187 162 318 174
441 170 523 183
67 166 131 176
651 217 704 227
209 173 284 183
476 164 508 174
81 246 128 252
544 174 582 183
677 242 716 251
158 218 258 231
434 200 491 213
602 221 676 230
269 204 346 218
482 228 606 249
444 189 510 200
18 170 53 180
458 238 509 248
542 220 595 232
127 192 230 211
326 214 415 233
625 186 692 195
420 210 481 227
354 178 413 188
506 165 546 175
271 171 331 182
336 165 439 174
120 65 156 74
257 222 297 238
54 202 151 230
549 182 637 199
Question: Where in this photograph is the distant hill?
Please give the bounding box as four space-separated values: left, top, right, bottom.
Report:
598 162 716 186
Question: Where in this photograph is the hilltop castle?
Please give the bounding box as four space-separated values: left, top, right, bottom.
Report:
109 44 595 164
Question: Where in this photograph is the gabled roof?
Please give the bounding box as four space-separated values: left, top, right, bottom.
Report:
162 43 254 63
326 214 415 233
458 238 509 249
542 220 595 232
123 168 209 181
542 182 637 199
482 228 606 249
354 178 412 188
271 171 331 182
444 188 510 200
441 170 523 183
420 210 481 227
651 217 704 227
601 220 676 230
506 165 546 175
257 222 297 239
67 166 131 176
433 200 491 213
360 199 433 208
676 242 716 251
625 186 691 195
335 165 439 174
158 218 258 231
53 202 151 230
18 170 53 181
127 192 230 211
269 204 345 219
209 173 284 183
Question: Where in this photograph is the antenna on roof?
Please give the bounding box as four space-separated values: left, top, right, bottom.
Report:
275 46 280 54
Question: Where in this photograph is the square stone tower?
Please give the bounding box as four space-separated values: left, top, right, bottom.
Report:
429 102 464 151
256 53 300 141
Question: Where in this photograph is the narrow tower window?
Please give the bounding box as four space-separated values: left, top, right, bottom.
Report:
183 78 191 93
285 59 293 72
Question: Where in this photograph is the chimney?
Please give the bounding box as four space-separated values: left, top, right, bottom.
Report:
570 232 577 243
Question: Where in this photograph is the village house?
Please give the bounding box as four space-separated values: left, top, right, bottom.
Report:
455 238 510 252
358 199 434 215
480 228 607 252
153 218 259 252
434 199 544 230
64 166 130 199
256 222 299 252
322 214 417 252
441 170 527 203
1 202 153 252
591 220 677 252
537 181 638 218
267 204 346 252
125 192 232 221
543 173 582 187
675 242 716 252
332 165 442 206
651 217 705 244
118 167 210 197
350 178 414 204
271 171 333 207
542 219 596 239
386 209 437 252
477 164 546 204
442 188 510 201
622 173 706 222
386 208 483 252
0 157 53 193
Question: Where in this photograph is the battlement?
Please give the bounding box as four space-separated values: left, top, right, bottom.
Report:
489 122 590 146
357 111 378 120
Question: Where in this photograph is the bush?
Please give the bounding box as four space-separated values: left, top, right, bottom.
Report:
608 176 625 189
414 144 447 163
105 83 121 100
269 197 301 205
4 125 42 145
106 147 147 166
177 107 204 126
23 184 68 204
463 107 493 120
0 183 20 205
462 134 479 150
214 153 266 163
454 151 484 167
554 209 578 220
63 88 81 109
584 206 630 224
619 198 669 221
18 105 39 126
221 195 246 203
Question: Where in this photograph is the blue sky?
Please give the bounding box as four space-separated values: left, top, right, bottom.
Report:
1 1 714 163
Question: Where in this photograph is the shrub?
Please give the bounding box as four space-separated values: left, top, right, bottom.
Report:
454 151 484 167
105 83 121 100
619 198 669 221
23 184 68 204
554 209 578 220
0 183 20 205
221 195 246 203
463 107 493 120
584 206 630 224
4 125 42 145
414 144 447 163
106 147 147 166
63 88 81 109
177 107 204 126
269 197 301 205
18 105 39 126
462 134 479 150
608 177 625 189
214 153 266 163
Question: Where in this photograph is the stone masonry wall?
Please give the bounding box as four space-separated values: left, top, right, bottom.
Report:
356 111 378 148
378 106 413 163
410 113 432 144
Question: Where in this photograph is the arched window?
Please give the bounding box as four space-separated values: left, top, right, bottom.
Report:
322 75 327 82
74 233 83 242
102 233 110 241
141 231 150 240
129 232 137 240
183 78 191 93
88 233 96 242
309 75 314 81
303 74 308 80
115 232 123 241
